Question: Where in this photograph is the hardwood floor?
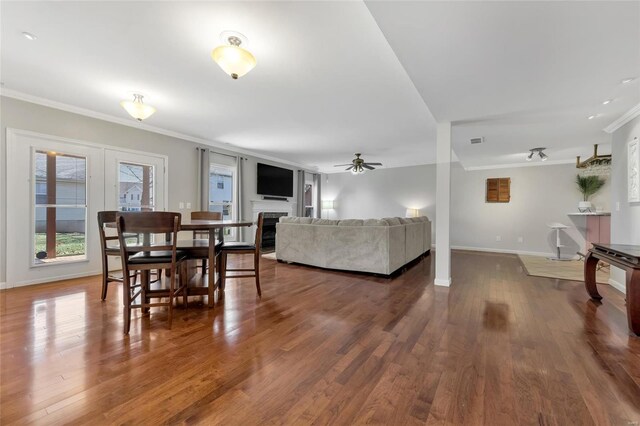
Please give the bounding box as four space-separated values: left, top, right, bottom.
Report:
1 251 639 425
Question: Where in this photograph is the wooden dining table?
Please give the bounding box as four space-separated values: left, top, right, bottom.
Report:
178 219 253 307
108 217 253 308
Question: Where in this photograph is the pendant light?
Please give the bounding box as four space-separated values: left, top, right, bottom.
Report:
120 94 156 121
211 32 257 80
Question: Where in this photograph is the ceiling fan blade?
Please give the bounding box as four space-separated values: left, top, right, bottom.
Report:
345 166 354 171
364 162 382 166
362 164 375 170
334 163 353 167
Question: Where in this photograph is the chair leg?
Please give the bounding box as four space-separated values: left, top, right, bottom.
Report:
141 270 150 314
101 255 109 301
123 271 132 335
201 259 207 275
168 267 174 330
220 252 227 291
254 252 262 297
182 261 189 308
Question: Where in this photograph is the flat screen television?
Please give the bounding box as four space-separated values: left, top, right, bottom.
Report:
257 163 293 197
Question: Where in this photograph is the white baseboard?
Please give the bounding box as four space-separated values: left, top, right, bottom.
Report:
434 277 451 287
608 277 626 294
450 245 565 258
1 270 102 289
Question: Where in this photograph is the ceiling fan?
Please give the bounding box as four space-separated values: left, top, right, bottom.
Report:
334 153 382 175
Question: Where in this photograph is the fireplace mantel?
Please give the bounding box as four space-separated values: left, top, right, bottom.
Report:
250 199 296 220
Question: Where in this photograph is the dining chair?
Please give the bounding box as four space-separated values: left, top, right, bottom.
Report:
220 212 263 296
180 211 223 275
97 211 124 301
117 211 188 334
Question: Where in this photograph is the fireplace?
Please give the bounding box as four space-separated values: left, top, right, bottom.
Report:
261 212 288 250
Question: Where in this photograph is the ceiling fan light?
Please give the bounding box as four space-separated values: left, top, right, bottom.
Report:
539 151 548 161
212 44 256 79
120 94 156 121
526 151 534 161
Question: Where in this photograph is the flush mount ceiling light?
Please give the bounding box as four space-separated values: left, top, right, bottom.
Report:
22 31 37 41
621 77 636 84
587 114 597 120
211 31 256 80
527 147 548 162
602 99 612 105
120 93 156 121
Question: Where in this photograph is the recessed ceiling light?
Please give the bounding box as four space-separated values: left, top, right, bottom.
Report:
22 31 37 41
602 99 612 105
587 115 596 120
621 77 636 84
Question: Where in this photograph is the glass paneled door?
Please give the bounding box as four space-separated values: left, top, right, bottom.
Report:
104 150 166 212
209 164 237 240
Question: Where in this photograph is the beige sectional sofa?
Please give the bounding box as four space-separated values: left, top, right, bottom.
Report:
275 216 431 276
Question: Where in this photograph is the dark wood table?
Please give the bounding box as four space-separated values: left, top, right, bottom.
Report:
109 218 253 308
178 219 253 307
584 243 640 335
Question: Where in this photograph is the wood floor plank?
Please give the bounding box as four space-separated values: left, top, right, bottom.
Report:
1 251 639 425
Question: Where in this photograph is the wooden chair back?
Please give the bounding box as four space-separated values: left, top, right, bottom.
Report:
97 210 118 247
191 211 223 221
254 212 264 251
117 212 181 253
191 211 222 239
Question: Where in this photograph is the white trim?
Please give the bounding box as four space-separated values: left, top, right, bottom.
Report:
451 245 567 258
464 159 574 171
1 270 102 289
603 102 640 134
434 278 451 287
1 89 317 172
608 277 626 294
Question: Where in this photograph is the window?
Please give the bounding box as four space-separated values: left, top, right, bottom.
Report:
209 164 235 238
33 150 87 264
119 162 154 211
486 178 511 203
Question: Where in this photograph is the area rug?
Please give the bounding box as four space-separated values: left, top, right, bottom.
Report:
261 252 277 260
518 255 609 284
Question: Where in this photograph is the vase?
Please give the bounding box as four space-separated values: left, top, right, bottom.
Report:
578 201 593 213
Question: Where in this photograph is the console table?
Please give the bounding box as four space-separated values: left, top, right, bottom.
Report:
584 243 640 335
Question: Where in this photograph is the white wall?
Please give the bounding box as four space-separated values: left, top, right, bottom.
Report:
451 162 609 256
609 114 640 292
322 161 611 257
0 96 308 284
322 164 436 221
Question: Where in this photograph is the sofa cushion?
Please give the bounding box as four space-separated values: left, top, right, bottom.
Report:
298 217 313 224
409 217 422 223
363 219 388 226
279 216 296 223
338 219 363 226
399 217 413 224
382 217 401 226
311 218 339 225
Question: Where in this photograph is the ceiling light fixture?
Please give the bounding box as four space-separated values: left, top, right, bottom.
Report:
587 115 596 120
527 147 548 162
602 99 612 105
621 77 636 84
22 31 37 41
120 94 156 121
211 31 256 80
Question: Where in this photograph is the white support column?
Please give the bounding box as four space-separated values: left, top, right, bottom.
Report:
435 122 452 287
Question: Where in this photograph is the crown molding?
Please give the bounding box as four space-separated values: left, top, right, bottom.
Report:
0 88 318 171
603 102 640 134
463 158 574 171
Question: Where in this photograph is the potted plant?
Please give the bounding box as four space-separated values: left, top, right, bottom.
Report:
575 174 606 212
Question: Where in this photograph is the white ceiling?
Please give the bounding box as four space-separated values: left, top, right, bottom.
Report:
365 1 640 168
1 2 639 172
0 1 436 172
